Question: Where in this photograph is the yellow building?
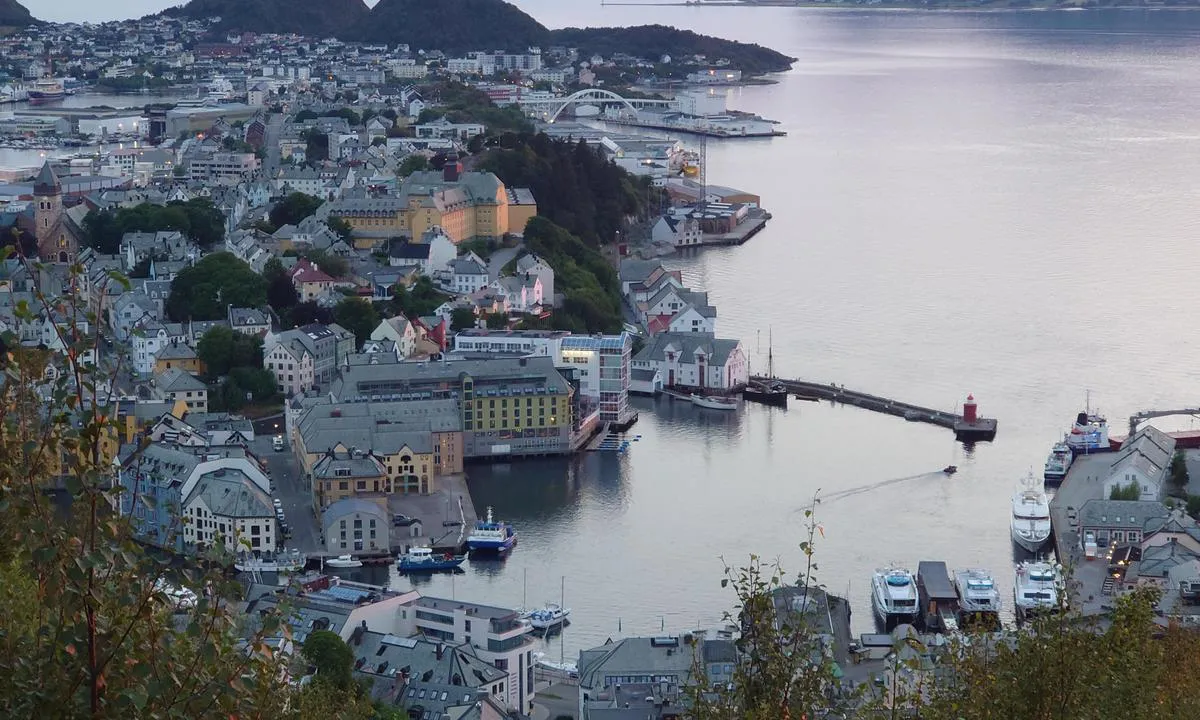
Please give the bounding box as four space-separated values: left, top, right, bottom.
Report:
294 399 465 508
154 341 205 376
327 167 537 244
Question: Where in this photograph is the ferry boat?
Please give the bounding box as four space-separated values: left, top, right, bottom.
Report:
1011 476 1052 553
28 77 66 104
954 568 1002 630
234 549 306 573
397 546 465 572
523 603 571 630
325 554 363 569
1067 410 1109 454
1044 441 1074 482
466 507 517 552
1014 561 1061 621
871 567 919 627
691 393 738 411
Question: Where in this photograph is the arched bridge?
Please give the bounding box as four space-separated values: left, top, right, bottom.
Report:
517 89 676 123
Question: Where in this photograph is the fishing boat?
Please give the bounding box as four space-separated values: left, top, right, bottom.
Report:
1011 474 1052 553
397 546 465 572
1044 440 1074 482
871 567 919 628
234 549 306 573
691 393 738 411
523 603 571 630
743 329 788 408
324 554 363 569
1014 560 1061 621
28 77 66 104
467 507 517 552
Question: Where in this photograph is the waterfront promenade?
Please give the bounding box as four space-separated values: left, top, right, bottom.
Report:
1048 454 1113 617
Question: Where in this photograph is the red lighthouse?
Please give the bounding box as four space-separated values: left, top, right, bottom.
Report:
954 392 996 442
963 394 978 423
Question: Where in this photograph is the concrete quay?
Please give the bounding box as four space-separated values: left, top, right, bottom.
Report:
1048 453 1116 618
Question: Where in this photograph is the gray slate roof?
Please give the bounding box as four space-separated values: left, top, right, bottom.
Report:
1078 499 1169 532
156 367 206 393
634 332 741 367
184 467 273 519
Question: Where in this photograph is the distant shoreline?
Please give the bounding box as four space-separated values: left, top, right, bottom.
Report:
599 3 1200 10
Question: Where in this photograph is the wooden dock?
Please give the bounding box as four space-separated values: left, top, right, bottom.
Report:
753 376 996 441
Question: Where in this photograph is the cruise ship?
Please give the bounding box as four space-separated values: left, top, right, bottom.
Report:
1011 476 1052 553
954 568 1002 630
1014 561 1061 621
1043 441 1074 482
871 566 919 628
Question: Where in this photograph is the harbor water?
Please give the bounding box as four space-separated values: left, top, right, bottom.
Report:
347 7 1200 661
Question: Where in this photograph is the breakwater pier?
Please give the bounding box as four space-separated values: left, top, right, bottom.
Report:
752 376 998 441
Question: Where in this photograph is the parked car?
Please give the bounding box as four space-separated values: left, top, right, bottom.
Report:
272 435 284 451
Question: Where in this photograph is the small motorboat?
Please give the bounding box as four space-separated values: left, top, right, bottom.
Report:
397 546 466 572
325 554 363 569
690 393 738 411
943 465 958 475
523 603 571 630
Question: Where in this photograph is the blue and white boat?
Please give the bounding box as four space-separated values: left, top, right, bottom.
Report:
1043 441 1073 482
467 507 517 552
523 603 571 630
397 546 465 572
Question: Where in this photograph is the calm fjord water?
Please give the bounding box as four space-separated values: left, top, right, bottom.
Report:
397 8 1200 656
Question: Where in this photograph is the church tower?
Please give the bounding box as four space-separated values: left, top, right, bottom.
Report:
32 161 77 263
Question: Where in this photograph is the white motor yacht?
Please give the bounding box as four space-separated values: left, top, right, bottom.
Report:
1011 476 1051 553
871 567 919 627
1014 561 1061 620
954 568 1002 630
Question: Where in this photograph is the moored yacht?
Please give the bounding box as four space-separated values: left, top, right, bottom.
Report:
1011 476 1051 553
523 603 571 630
1044 441 1074 482
871 567 919 628
1014 560 1061 621
954 568 1002 630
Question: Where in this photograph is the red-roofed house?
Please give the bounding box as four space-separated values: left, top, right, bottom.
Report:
288 259 337 302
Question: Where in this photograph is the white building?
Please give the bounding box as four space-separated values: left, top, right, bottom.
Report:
189 152 260 183
559 333 633 423
667 304 717 335
515 253 555 304
182 466 275 551
651 214 703 248
633 331 748 391
154 368 208 413
496 275 542 313
369 316 418 359
387 226 456 277
264 338 315 397
450 254 489 295
1103 426 1175 502
132 318 172 375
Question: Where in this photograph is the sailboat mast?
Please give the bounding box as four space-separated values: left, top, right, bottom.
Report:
767 326 774 379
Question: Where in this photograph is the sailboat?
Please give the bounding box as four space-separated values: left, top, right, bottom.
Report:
742 327 788 408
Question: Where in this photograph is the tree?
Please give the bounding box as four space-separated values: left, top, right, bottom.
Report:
523 216 622 333
327 215 354 241
269 192 324 230
1170 450 1190 492
450 307 477 331
484 311 508 329
196 326 263 378
1187 494 1200 519
82 199 226 253
287 301 333 329
267 273 299 315
1109 481 1141 500
302 630 354 690
166 252 267 321
0 258 293 718
333 297 379 347
303 130 329 164
305 249 348 279
1 223 37 258
397 154 429 177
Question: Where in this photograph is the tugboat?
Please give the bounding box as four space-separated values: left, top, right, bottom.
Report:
397 546 465 573
467 507 517 553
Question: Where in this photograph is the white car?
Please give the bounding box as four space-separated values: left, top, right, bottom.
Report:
272 435 284 451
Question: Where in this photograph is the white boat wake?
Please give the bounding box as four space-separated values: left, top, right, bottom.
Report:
798 472 940 512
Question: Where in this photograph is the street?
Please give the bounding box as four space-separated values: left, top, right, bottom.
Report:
245 425 322 554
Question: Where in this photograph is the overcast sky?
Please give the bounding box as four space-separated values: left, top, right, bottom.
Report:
26 0 390 24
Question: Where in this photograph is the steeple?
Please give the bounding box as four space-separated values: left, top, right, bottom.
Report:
33 161 60 197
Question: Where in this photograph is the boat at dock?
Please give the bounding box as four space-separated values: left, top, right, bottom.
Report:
397 546 466 572
691 393 738 410
234 549 306 573
1011 475 1052 553
1044 441 1074 482
466 507 517 552
533 652 578 679
954 568 1002 630
871 566 919 628
742 330 788 408
325 555 363 569
28 77 66 104
1014 560 1061 621
1067 409 1109 454
523 603 571 630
